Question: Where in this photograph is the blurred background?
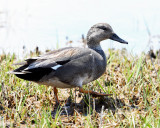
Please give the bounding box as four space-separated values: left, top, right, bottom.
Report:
0 0 160 56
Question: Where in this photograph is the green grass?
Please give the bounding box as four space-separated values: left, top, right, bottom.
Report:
0 49 160 127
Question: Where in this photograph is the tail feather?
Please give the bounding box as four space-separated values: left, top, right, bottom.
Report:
7 71 27 74
10 64 53 82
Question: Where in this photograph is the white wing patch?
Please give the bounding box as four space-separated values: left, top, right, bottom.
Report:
51 65 62 70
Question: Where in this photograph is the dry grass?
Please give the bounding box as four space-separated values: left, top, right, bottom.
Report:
0 49 160 127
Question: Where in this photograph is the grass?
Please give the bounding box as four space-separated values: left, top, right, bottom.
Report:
0 49 160 127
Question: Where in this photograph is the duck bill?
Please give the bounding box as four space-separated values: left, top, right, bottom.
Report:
110 33 128 44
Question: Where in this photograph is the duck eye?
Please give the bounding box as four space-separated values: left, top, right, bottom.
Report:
98 26 108 31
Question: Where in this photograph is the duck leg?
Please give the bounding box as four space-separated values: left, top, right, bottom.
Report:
79 87 112 97
54 87 59 104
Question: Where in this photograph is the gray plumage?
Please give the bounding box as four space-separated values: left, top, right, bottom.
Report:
11 23 128 89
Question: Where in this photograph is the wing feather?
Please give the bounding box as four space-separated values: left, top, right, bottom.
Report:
12 47 92 81
22 47 91 70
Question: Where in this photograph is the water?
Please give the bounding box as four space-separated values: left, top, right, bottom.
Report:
0 0 160 56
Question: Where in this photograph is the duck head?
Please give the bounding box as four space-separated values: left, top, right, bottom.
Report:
87 23 128 48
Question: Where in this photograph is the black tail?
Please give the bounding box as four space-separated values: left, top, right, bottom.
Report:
13 65 53 82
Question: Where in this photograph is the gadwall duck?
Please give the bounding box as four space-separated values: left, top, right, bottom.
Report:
11 23 128 103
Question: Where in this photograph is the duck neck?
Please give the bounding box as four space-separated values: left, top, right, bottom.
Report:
88 43 102 51
88 41 106 61
88 41 107 69
87 39 102 50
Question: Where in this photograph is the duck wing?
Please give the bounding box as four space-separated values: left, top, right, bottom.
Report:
12 47 92 81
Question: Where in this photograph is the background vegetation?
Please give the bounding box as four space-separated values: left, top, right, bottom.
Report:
0 49 160 127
